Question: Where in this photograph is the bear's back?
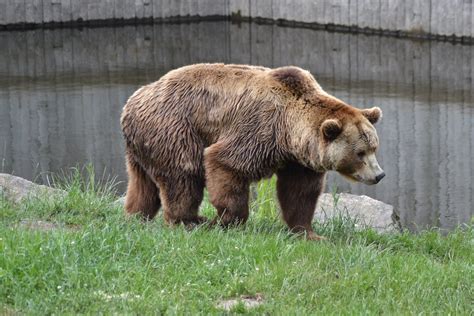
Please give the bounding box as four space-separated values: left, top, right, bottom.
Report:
161 63 272 99
121 63 287 151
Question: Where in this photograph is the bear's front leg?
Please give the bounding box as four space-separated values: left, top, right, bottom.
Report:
204 143 250 227
277 162 326 240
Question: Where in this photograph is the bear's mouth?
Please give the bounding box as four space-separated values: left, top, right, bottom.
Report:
340 173 378 185
340 173 358 183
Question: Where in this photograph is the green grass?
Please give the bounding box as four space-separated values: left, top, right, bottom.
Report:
0 168 473 314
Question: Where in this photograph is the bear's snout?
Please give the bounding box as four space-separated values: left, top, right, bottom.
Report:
375 172 385 184
348 153 384 185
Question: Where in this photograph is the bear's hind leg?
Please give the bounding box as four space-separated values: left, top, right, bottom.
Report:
157 175 206 227
276 163 326 240
124 157 161 220
204 145 250 227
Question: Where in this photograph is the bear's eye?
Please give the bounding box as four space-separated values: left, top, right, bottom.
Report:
357 151 365 159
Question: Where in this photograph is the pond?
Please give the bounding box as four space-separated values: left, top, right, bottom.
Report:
0 20 472 231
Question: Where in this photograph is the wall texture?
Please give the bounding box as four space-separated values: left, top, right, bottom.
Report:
1 0 474 39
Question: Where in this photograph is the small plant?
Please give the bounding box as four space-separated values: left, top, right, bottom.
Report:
52 164 119 198
251 177 279 220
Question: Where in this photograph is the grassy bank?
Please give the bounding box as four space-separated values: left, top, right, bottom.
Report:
0 170 473 314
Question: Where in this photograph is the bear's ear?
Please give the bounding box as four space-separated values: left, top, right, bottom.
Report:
361 107 382 124
321 119 342 141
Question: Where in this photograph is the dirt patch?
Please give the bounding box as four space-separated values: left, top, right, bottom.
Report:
0 306 20 316
17 220 80 232
216 293 264 311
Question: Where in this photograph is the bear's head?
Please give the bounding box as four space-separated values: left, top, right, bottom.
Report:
270 66 385 185
319 106 385 185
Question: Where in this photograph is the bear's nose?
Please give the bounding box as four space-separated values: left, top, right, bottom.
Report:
375 172 385 183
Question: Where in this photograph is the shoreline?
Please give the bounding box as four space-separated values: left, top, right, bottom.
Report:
1 15 473 46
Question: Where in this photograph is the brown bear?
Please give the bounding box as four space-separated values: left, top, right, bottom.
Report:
121 63 384 240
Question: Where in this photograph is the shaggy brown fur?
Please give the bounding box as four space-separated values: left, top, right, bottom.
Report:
121 63 383 239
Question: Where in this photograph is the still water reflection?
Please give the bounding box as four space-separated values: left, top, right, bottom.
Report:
0 21 472 231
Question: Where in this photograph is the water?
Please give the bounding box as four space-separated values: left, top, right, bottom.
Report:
0 21 473 231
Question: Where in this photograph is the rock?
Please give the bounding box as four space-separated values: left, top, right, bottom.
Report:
0 173 65 204
315 193 400 232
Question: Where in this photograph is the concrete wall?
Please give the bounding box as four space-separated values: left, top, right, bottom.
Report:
0 0 228 25
1 0 474 39
0 21 473 230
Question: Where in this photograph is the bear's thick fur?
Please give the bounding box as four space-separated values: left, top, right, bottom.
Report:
121 63 384 239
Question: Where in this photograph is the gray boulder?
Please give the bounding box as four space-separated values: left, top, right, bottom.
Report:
0 173 65 204
315 193 400 232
